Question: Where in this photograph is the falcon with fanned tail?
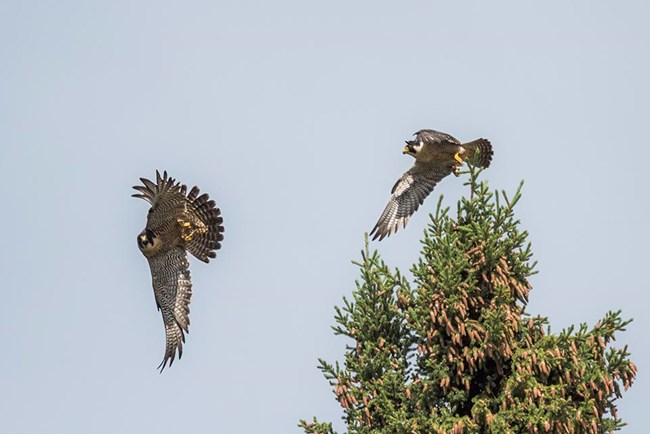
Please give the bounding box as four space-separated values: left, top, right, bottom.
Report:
133 170 224 372
371 129 493 241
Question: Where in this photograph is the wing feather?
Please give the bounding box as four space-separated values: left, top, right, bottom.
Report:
146 247 193 372
370 161 452 241
132 170 183 208
415 129 461 146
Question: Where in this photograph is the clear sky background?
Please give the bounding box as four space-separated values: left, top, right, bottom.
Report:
1 1 648 433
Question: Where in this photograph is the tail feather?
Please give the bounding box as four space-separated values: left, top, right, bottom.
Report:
463 139 493 168
186 187 225 263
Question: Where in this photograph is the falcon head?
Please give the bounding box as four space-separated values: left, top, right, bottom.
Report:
402 140 423 157
137 229 161 255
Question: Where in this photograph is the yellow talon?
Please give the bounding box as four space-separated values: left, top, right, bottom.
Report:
178 219 195 241
181 228 194 242
453 152 464 165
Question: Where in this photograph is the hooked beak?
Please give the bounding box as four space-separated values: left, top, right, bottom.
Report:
402 141 412 154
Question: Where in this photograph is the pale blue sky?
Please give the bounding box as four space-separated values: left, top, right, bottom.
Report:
1 1 647 433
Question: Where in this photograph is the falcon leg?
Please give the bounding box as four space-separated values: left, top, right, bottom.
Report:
178 219 208 242
178 220 196 242
452 152 464 176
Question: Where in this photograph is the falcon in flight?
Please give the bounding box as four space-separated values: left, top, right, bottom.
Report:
133 170 224 372
370 129 493 241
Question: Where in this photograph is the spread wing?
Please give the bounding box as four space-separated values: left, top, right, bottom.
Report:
146 247 193 372
132 170 187 230
370 161 453 241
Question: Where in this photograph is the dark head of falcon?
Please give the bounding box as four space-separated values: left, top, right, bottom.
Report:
137 229 158 252
402 139 423 156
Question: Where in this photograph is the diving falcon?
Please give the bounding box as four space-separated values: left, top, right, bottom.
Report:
133 170 224 372
370 129 493 241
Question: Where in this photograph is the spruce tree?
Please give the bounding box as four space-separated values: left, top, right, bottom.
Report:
300 168 636 434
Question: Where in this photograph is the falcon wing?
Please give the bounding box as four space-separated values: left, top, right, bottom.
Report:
415 129 461 146
146 247 193 372
370 161 453 241
132 170 187 230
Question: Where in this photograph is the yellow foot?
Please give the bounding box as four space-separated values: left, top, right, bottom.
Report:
452 151 465 176
178 220 195 242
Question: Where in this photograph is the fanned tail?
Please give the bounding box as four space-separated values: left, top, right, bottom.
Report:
185 185 225 263
463 139 493 168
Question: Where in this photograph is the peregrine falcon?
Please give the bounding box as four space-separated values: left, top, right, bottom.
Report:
133 170 224 372
370 129 493 241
